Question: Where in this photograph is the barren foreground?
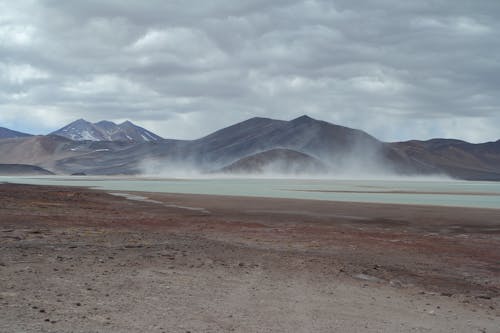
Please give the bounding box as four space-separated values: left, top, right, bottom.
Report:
1 183 499 332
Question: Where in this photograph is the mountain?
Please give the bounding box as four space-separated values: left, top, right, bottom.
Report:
218 148 328 174
0 135 143 174
162 115 387 169
0 127 32 139
3 115 386 175
1 115 500 180
0 164 54 175
0 135 74 168
389 139 500 180
51 119 163 142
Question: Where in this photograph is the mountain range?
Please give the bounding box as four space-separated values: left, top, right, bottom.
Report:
51 119 163 142
0 116 499 180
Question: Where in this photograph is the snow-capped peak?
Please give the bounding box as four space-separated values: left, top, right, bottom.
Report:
50 119 163 142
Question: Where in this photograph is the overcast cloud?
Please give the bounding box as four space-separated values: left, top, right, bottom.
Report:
0 0 499 142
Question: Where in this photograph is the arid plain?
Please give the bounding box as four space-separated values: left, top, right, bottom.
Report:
1 183 499 332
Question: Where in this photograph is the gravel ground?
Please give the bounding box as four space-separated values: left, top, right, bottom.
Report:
0 184 499 332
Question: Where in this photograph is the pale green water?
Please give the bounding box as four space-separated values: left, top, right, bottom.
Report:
1 176 499 209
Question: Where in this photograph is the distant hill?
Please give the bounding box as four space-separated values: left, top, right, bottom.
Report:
51 119 163 142
1 115 499 179
0 164 54 175
218 148 328 174
389 139 500 180
0 127 32 139
0 135 76 169
0 134 146 175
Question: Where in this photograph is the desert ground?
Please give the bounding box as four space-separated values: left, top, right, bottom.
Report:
1 183 499 332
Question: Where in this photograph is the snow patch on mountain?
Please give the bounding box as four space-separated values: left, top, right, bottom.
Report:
51 119 163 143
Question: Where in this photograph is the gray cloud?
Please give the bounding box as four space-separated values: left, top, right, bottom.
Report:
0 0 499 142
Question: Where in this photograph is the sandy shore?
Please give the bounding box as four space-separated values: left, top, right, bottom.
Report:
1 183 499 332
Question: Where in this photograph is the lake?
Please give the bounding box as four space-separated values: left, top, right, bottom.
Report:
1 176 499 209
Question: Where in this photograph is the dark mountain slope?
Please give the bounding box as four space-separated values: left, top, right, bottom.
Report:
179 117 288 166
0 127 33 139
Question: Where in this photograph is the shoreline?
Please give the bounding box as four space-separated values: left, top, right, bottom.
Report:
1 183 499 332
122 188 500 212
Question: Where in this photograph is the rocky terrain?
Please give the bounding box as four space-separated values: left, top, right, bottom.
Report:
0 184 499 332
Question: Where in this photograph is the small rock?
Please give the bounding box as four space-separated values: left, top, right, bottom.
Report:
476 295 491 300
354 274 382 282
389 280 402 288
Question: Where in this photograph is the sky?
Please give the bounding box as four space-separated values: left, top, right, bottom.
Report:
0 0 499 143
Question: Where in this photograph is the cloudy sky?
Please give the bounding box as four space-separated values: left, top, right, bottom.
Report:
0 0 499 142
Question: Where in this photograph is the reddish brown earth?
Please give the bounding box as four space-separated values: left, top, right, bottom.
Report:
1 183 499 332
